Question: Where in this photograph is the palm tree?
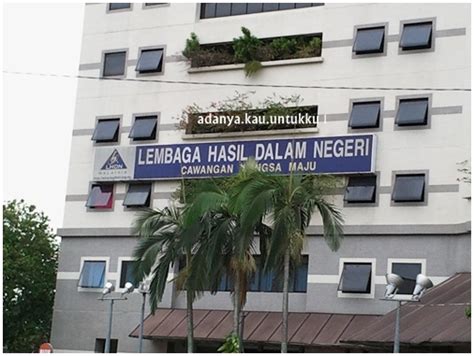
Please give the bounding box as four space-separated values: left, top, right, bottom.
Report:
237 168 344 353
184 168 271 351
132 204 204 353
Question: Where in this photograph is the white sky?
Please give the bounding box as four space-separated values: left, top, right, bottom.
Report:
3 3 85 230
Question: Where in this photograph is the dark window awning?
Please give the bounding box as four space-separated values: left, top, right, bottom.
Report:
123 184 151 207
345 176 377 203
129 309 379 348
400 22 432 50
353 27 385 54
396 98 429 126
349 102 381 128
92 119 120 142
129 116 157 140
342 273 471 347
136 49 163 73
338 263 372 293
392 174 425 202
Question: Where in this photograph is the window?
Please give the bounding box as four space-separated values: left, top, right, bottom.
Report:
144 3 167 6
108 3 130 11
400 22 433 50
391 263 422 295
86 184 114 209
250 256 308 293
349 101 381 128
95 338 118 353
392 174 425 202
200 3 323 19
123 184 152 208
353 27 385 55
136 49 164 74
103 51 126 77
92 118 120 143
119 260 139 288
345 176 377 203
129 116 157 141
180 255 308 293
338 263 372 294
78 261 106 288
396 98 429 126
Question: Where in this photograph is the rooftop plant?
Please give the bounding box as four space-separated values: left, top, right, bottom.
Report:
182 28 322 77
176 91 318 135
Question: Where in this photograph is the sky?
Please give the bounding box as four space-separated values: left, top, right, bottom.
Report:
3 3 85 230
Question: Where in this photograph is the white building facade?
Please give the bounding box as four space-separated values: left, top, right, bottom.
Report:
51 2 471 353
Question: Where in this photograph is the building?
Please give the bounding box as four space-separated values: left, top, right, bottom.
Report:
51 2 471 353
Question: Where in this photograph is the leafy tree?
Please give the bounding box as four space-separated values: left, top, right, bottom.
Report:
3 200 58 353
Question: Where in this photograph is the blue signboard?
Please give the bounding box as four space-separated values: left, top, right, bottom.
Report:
133 134 376 180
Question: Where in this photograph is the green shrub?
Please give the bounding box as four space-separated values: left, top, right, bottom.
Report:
244 60 262 77
182 32 200 58
233 27 262 62
217 333 240 353
270 37 298 59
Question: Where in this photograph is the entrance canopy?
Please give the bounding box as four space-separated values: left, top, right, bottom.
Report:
130 309 378 349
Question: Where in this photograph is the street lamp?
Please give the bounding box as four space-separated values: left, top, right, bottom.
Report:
137 280 150 353
99 282 135 353
382 273 433 353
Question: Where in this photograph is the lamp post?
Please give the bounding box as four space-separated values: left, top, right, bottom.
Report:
99 282 135 353
137 281 150 353
382 273 433 353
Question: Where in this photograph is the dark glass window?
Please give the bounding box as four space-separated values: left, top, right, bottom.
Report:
291 259 308 293
400 22 432 50
129 116 157 141
349 101 381 128
279 3 296 10
78 261 106 288
135 49 163 73
120 260 139 288
231 3 247 15
263 3 279 12
247 3 263 13
86 184 114 209
392 263 422 295
123 184 152 207
353 27 385 54
103 51 126 77
338 262 372 293
92 119 120 143
200 3 323 18
108 3 130 11
396 98 429 126
95 338 118 353
201 3 216 18
144 3 167 6
392 174 425 202
215 3 231 17
180 255 308 293
295 3 312 8
345 176 377 203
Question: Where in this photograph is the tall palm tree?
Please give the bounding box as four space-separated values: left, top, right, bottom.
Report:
132 204 204 353
237 168 344 353
184 168 271 351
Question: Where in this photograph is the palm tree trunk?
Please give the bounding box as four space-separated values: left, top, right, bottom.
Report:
281 249 290 353
233 271 241 338
186 253 194 353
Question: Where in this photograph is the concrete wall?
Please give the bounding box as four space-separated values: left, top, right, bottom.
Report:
52 2 471 353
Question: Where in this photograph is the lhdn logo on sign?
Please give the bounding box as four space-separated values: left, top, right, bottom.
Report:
101 149 127 170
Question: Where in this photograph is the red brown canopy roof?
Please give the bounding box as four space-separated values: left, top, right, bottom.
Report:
342 273 471 346
130 309 379 348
